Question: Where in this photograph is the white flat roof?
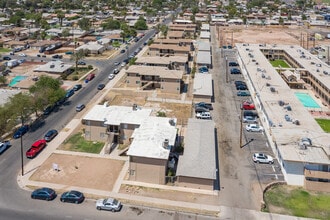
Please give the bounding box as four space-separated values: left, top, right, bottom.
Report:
0 89 21 106
83 105 152 126
236 43 330 164
198 41 211 51
193 73 213 97
200 31 210 39
127 117 177 160
196 51 211 65
34 60 72 73
176 119 216 180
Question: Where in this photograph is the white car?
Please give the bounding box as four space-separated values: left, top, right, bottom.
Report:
121 62 126 67
253 153 274 164
96 198 122 212
243 116 257 123
108 73 115 80
18 53 26 57
196 112 211 120
0 140 11 154
245 124 264 132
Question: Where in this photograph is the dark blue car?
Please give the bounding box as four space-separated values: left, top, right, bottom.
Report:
60 190 84 204
65 89 75 98
13 125 29 139
31 187 57 201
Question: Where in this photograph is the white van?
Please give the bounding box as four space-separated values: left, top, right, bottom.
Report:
196 112 211 120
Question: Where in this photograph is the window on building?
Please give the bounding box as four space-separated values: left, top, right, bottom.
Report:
136 81 140 84
100 133 105 138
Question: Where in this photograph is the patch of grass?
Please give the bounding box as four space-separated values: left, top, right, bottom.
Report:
62 132 104 153
0 47 11 53
264 185 330 219
270 59 290 68
315 118 330 133
66 67 92 81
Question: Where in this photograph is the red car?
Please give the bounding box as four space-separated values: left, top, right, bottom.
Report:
86 73 95 81
26 140 47 158
242 101 255 110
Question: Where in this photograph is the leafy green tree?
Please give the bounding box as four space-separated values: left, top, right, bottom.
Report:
101 19 121 30
78 17 90 31
56 10 65 27
62 28 70 37
70 49 86 73
0 104 15 135
9 15 23 27
134 16 148 30
8 93 32 125
0 75 7 86
160 24 168 38
29 76 65 115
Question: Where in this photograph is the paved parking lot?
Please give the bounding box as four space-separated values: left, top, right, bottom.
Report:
211 27 284 210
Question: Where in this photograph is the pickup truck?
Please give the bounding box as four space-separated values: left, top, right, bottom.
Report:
0 141 11 154
26 140 47 158
196 112 211 120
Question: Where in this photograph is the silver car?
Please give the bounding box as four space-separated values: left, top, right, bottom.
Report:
96 198 122 212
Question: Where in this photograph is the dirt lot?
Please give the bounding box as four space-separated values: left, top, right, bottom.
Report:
220 25 330 46
30 154 124 191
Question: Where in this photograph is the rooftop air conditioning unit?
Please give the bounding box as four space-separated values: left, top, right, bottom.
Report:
163 139 169 148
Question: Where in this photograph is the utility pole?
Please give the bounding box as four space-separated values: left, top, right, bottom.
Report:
225 56 228 83
239 107 243 148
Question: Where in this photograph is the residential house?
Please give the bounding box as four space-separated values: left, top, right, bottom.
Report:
34 60 73 74
125 65 184 94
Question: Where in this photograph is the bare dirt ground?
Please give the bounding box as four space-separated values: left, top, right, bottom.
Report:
220 25 330 46
119 184 220 206
30 154 124 191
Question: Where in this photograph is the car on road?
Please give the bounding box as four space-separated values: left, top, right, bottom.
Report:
73 84 82 91
196 112 211 119
44 129 58 142
198 66 209 73
120 49 126 53
31 187 57 201
65 89 75 98
86 73 95 81
113 68 119 74
13 125 29 139
114 61 120 66
60 190 84 204
195 102 213 110
108 73 115 80
26 139 47 158
121 62 126 67
3 56 11 60
245 124 264 132
77 61 86 65
0 140 11 154
237 91 250 96
243 116 258 123
230 68 241 74
253 153 274 164
97 84 105 90
96 198 122 212
242 101 255 110
76 104 85 112
43 105 55 116
18 53 26 57
52 54 63 59
229 61 239 66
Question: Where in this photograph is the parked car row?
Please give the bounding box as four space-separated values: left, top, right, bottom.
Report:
31 187 122 211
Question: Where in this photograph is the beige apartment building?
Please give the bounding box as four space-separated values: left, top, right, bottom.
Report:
125 65 184 94
135 55 189 73
148 44 191 59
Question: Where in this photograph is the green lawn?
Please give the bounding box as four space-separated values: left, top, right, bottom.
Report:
0 47 11 53
315 118 330 132
264 185 330 219
61 132 104 153
270 59 290 68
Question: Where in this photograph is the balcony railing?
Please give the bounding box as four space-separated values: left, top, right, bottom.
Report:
304 169 330 192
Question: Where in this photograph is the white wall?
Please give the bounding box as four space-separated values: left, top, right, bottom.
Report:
283 160 305 186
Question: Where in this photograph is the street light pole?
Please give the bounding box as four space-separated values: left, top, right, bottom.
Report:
20 134 24 176
225 56 228 83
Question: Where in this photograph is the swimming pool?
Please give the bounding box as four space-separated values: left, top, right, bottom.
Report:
295 92 321 108
9 76 27 87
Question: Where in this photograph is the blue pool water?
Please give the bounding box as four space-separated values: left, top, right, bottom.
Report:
9 76 27 87
295 92 320 108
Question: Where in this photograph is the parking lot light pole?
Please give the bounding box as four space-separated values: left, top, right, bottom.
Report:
226 57 228 81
